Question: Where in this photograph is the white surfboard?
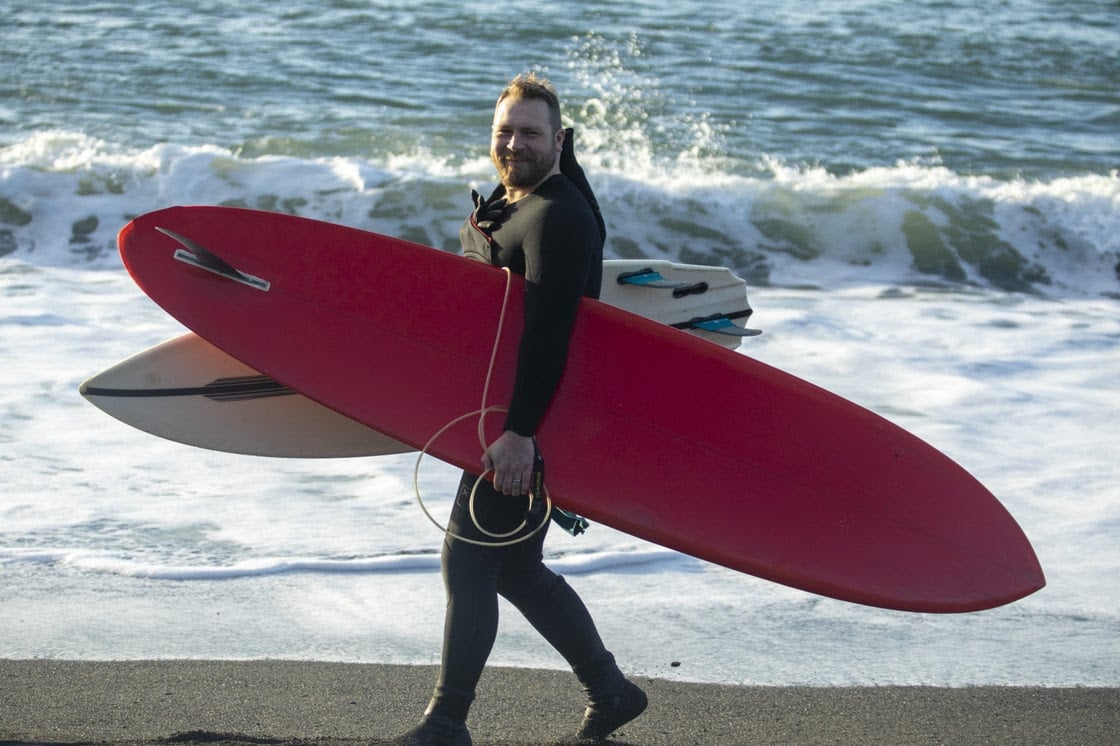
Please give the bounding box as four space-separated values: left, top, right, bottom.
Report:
80 259 759 458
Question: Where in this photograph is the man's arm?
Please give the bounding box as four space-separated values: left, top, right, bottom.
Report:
484 190 598 495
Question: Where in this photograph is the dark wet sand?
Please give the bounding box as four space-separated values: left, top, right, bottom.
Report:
1 660 1116 745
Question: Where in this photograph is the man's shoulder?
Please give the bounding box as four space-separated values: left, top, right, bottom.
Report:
535 173 584 201
530 175 597 222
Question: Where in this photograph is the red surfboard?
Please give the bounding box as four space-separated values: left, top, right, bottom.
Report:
118 206 1044 613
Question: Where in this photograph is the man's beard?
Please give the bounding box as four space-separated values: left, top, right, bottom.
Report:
492 149 554 189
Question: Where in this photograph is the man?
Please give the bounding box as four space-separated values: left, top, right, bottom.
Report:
390 74 646 746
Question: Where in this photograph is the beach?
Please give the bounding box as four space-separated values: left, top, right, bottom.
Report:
1 660 1116 745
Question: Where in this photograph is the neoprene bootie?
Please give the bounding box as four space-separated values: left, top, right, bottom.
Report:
388 714 471 746
576 677 648 740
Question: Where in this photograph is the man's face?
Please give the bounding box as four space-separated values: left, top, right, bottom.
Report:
490 97 562 191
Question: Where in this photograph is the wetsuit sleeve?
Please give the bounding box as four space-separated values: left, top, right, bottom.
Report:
503 197 597 436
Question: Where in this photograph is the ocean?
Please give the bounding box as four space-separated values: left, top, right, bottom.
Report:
1 0 1117 686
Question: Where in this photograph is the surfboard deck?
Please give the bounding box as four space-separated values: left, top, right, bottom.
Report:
115 205 1044 613
80 261 759 458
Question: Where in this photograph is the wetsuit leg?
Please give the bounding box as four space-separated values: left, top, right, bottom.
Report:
496 543 622 690
426 471 625 723
425 472 542 722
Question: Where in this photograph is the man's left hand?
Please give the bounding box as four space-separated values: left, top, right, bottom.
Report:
481 431 535 495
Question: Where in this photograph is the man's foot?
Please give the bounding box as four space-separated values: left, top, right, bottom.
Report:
576 678 648 741
388 714 472 746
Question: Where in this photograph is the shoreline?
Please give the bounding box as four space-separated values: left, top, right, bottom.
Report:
1 660 1116 745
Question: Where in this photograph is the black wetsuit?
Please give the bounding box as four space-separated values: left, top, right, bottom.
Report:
426 169 623 724
463 174 603 433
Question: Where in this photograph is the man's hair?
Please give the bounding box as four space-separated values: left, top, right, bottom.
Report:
497 72 563 133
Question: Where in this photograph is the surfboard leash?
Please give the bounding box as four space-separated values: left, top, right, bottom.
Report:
411 267 553 547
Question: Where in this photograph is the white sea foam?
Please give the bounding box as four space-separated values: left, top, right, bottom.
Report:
3 131 1117 295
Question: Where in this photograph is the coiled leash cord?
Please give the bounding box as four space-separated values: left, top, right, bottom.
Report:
412 267 552 547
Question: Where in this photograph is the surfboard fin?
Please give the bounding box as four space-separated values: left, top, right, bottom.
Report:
552 507 590 536
616 267 709 299
200 375 296 402
158 227 271 291
79 375 295 402
674 311 763 338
